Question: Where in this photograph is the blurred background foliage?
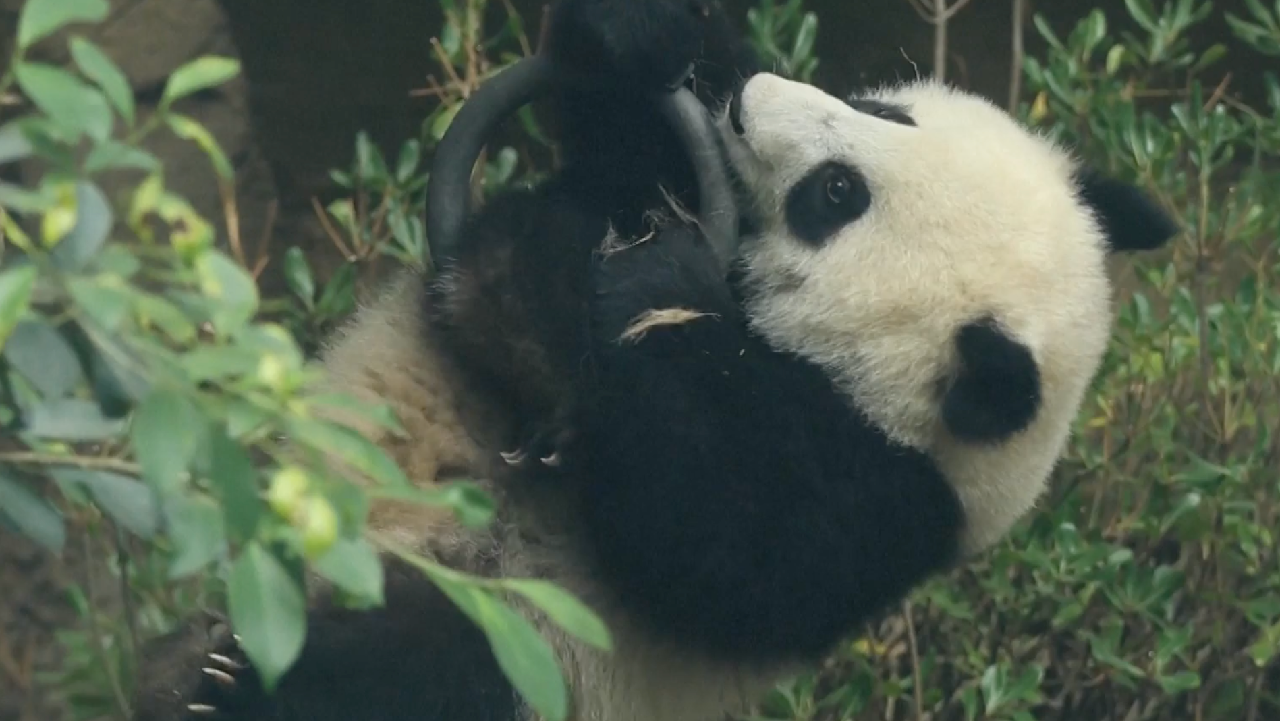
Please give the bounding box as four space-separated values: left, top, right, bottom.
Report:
0 0 1278 720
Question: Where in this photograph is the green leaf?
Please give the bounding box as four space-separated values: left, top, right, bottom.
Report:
131 290 197 344
312 536 385 605
503 580 612 651
24 398 127 440
13 62 114 142
0 469 65 552
315 262 357 319
790 13 818 68
161 56 241 108
206 431 263 542
167 114 234 181
1124 0 1160 32
1157 671 1201 693
69 36 136 125
354 132 388 183
132 389 208 494
15 0 108 51
86 336 150 417
430 103 463 142
0 264 38 348
0 121 34 165
194 250 259 333
163 494 227 578
66 276 132 332
285 416 409 488
282 247 315 308
180 346 260 382
3 319 85 398
373 481 493 529
0 182 53 214
50 181 113 271
227 544 306 692
395 139 422 183
430 572 567 721
85 141 160 174
51 469 159 538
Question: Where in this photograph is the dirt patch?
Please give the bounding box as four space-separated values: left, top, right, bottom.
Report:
0 520 106 721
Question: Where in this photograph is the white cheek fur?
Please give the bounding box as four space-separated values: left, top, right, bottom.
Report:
726 75 1120 557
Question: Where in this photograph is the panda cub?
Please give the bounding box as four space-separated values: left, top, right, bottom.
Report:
128 4 1179 721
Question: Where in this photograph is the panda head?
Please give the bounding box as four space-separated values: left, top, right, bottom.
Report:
718 73 1178 554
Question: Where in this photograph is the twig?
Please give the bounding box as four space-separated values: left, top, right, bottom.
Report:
903 0 977 82
0 452 143 477
310 196 356 260
220 179 246 270
903 600 925 720
536 4 552 54
113 526 142 667
1008 0 1027 113
1202 72 1232 112
250 198 280 282
82 530 133 719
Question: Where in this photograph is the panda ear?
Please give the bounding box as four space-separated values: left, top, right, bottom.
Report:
1074 168 1180 254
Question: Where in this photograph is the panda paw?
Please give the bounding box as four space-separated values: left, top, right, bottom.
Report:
131 611 263 721
181 619 260 720
547 0 714 90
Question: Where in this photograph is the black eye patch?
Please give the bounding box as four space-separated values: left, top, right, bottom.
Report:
846 99 916 126
784 161 871 247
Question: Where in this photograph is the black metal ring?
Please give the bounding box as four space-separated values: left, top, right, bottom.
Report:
423 54 739 273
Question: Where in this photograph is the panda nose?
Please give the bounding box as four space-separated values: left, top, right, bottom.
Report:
729 91 745 136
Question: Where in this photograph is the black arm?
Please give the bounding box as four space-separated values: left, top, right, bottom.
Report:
568 222 966 664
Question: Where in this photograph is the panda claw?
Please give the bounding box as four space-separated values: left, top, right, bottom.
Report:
540 452 562 467
500 449 528 466
202 667 236 687
188 703 218 715
207 653 244 671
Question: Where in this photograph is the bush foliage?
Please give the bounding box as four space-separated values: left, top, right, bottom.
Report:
0 0 1277 720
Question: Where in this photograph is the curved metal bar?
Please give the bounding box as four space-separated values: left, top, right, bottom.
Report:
655 88 739 274
425 55 555 265
424 54 740 272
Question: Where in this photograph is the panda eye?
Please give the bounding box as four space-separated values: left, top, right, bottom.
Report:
825 175 852 205
785 162 872 247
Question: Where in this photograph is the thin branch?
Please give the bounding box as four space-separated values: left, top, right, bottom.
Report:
0 452 143 477
941 0 977 22
82 529 133 719
903 601 925 720
1009 0 1027 112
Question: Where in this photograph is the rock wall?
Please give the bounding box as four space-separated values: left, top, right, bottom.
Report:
1 0 277 289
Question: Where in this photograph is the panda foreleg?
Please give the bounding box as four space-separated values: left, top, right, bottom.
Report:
565 221 965 664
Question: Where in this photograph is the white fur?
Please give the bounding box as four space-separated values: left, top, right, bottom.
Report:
717 74 1115 554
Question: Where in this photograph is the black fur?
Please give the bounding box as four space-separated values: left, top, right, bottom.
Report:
560 223 965 662
941 317 1043 444
131 559 517 721
426 0 761 455
1075 168 1181 253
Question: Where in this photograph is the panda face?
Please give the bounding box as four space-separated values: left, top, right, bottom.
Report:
718 73 1120 554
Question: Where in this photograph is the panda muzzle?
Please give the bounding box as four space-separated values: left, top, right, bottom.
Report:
424 53 741 275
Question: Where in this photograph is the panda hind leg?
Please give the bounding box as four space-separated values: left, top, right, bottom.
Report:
130 559 521 721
